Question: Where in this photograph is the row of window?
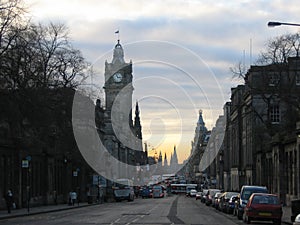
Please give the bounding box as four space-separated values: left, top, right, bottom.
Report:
268 72 300 86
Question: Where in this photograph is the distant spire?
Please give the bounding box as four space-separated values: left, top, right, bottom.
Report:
173 145 178 165
158 151 162 163
134 101 142 139
164 152 168 166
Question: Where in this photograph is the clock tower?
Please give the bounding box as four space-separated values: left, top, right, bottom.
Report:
104 40 133 114
102 39 145 176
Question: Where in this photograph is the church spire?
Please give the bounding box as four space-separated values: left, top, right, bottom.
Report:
134 101 142 139
164 152 168 167
197 109 206 131
172 145 178 165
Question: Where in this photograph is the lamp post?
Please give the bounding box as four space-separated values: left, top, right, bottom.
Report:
268 21 300 27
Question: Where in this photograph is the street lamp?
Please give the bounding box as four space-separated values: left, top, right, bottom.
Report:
268 21 300 27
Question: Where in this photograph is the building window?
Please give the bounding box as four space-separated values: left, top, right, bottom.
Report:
269 72 279 86
270 105 280 124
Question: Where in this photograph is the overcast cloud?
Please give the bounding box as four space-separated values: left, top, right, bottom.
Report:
27 0 300 162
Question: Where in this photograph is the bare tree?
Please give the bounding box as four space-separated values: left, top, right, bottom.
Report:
0 22 89 89
0 0 27 56
257 32 300 64
229 61 247 81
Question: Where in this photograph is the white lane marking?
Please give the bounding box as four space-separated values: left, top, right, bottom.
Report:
110 217 121 225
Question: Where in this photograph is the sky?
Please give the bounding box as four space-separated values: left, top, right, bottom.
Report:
26 0 300 163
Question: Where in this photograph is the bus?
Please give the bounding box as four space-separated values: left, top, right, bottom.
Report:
113 179 135 202
171 183 197 194
162 174 178 183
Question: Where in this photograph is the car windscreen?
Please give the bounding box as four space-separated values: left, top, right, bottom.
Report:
252 195 279 204
242 188 268 200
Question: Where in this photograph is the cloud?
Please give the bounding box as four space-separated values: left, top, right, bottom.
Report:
26 0 300 163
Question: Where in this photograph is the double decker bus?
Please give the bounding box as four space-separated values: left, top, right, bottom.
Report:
162 174 178 183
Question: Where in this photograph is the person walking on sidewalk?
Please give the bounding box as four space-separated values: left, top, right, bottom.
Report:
70 191 77 206
4 189 14 213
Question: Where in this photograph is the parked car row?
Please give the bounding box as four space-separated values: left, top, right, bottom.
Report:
196 185 284 225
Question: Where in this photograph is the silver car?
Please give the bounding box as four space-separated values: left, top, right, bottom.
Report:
294 214 300 225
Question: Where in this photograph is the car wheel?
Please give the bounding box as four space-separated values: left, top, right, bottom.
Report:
237 210 242 220
246 216 251 224
273 219 281 225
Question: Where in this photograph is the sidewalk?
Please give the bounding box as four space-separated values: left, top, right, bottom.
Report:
282 206 293 225
0 202 98 220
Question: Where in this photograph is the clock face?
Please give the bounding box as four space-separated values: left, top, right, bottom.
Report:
113 72 123 82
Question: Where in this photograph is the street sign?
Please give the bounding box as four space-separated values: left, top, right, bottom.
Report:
22 160 29 168
73 171 78 177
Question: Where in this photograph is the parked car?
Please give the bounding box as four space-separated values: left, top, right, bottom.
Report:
188 189 197 197
226 194 239 214
233 194 240 216
237 185 268 219
243 193 282 225
218 191 239 213
205 189 221 206
212 192 222 209
196 192 202 200
294 214 300 225
201 189 208 203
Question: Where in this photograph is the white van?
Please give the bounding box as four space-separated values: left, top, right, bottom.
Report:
113 179 135 202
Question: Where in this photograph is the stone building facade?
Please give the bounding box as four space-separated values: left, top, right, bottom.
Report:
210 57 300 205
0 39 147 209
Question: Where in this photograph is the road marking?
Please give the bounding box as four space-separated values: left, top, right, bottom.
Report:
110 217 121 225
132 218 139 223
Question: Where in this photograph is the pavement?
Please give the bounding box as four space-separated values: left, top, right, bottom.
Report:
0 202 294 224
0 202 99 221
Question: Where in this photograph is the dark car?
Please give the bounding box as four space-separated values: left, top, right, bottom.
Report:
237 185 268 219
233 194 240 216
141 186 152 198
243 193 282 225
212 192 222 209
218 191 239 213
152 185 164 198
226 194 239 214
205 189 221 206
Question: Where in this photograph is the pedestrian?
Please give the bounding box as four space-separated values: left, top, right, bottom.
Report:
68 191 72 205
99 187 104 204
4 189 14 213
70 191 77 206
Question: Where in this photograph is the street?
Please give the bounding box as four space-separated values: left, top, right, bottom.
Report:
1 195 279 225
